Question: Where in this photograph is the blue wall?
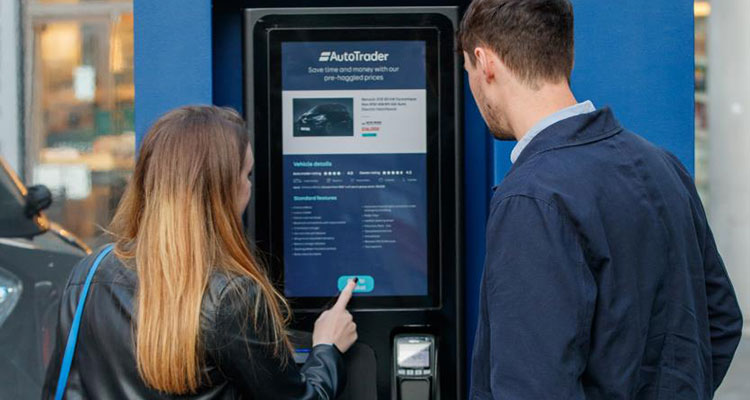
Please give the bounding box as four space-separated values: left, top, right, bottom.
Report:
134 0 213 149
569 1 695 174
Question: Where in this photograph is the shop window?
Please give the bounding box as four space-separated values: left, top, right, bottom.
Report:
23 0 134 246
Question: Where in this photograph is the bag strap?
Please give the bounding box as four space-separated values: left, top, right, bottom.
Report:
54 244 114 400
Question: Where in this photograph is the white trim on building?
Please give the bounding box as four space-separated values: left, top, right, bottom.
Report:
0 0 21 173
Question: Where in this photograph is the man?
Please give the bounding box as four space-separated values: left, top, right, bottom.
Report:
459 1 743 399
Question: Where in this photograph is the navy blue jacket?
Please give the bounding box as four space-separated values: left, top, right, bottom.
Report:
470 108 743 400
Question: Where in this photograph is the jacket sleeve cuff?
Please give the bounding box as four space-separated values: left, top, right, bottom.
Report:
303 344 347 397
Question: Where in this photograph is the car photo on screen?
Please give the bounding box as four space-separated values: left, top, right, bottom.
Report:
293 98 354 137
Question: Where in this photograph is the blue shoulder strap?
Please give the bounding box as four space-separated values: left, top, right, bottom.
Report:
54 244 114 400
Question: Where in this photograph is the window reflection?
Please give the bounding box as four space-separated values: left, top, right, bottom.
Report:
25 2 133 246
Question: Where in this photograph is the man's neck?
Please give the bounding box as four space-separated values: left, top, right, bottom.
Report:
506 84 578 141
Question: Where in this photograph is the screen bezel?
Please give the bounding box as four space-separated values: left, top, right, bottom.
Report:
264 27 441 310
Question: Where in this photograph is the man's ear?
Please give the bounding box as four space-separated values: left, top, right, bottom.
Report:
474 47 495 84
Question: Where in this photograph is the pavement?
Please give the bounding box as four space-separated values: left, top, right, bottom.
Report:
714 335 750 400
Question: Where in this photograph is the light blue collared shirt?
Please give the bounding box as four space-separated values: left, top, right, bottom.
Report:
510 101 596 163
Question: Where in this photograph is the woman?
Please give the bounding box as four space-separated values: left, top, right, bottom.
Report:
43 106 357 399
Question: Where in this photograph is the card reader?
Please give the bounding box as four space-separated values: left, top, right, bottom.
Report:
394 334 436 400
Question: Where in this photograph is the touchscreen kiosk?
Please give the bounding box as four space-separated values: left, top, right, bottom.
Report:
246 8 462 399
275 31 439 309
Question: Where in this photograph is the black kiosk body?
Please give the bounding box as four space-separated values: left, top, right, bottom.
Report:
244 7 463 399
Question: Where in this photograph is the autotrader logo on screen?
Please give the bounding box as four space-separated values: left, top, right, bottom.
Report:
318 50 390 62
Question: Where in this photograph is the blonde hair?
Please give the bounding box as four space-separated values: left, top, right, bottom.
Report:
109 106 291 394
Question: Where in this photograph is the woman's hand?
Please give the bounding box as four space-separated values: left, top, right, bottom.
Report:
313 279 358 353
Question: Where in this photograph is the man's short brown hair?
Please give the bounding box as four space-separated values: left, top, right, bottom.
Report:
458 0 575 85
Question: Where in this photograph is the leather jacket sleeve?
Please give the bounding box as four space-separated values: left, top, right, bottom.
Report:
207 276 346 399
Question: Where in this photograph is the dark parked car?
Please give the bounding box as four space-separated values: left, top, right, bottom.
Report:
0 157 89 399
294 103 353 136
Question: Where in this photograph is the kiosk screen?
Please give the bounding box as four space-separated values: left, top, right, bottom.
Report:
279 37 432 299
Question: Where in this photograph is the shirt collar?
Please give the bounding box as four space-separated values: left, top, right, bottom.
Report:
510 100 596 163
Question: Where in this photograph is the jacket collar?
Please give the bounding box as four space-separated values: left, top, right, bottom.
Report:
509 107 623 171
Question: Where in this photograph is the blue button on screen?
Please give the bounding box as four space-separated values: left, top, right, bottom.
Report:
337 275 374 293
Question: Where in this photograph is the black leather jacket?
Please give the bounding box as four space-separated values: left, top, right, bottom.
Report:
42 246 345 399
